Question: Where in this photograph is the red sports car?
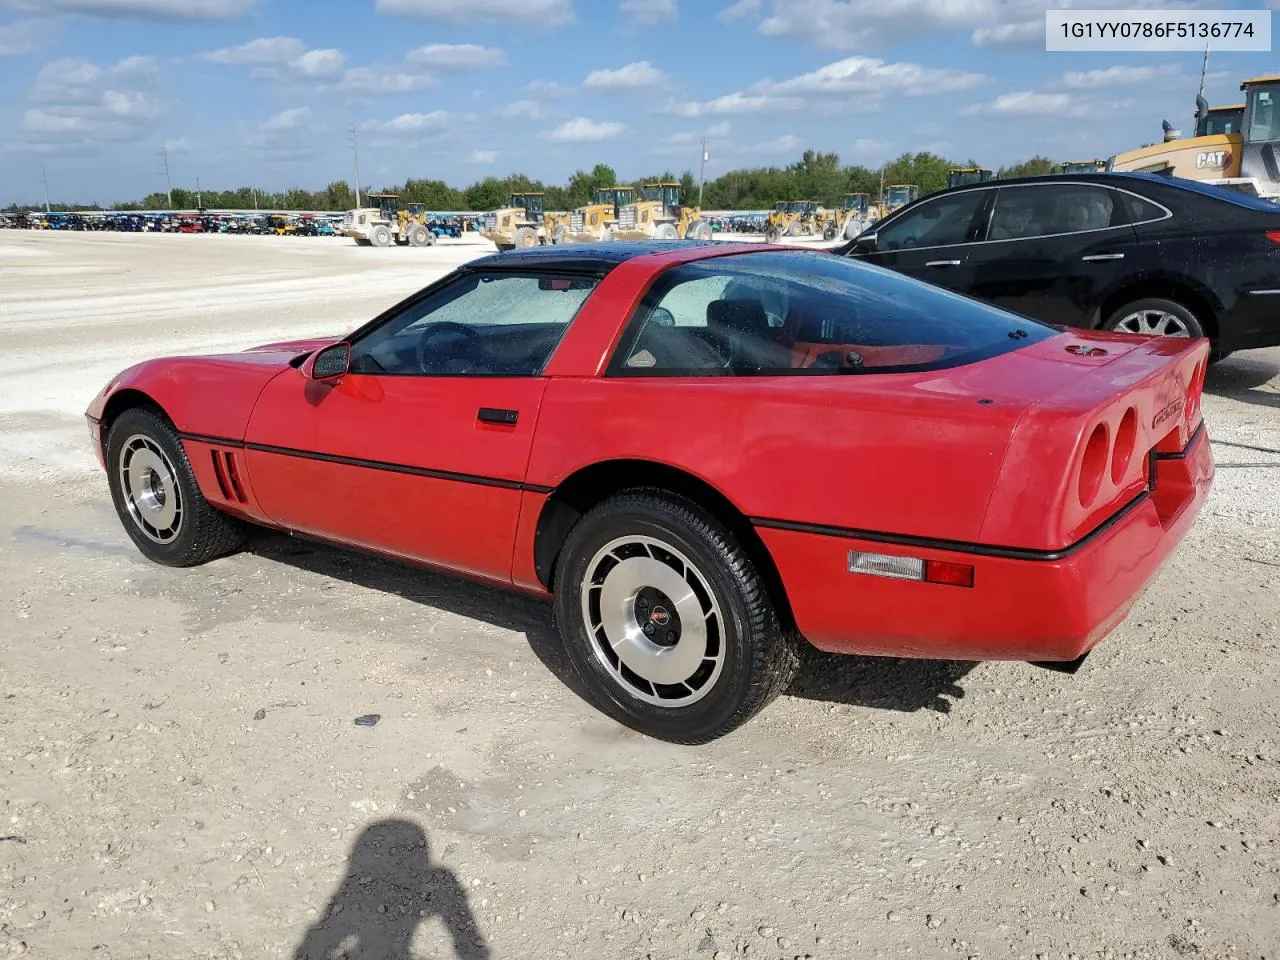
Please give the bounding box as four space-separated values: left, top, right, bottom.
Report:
86 241 1213 742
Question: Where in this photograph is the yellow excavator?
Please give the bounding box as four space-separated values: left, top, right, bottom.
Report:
1110 69 1280 199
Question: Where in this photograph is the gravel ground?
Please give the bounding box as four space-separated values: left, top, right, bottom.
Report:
1 231 1278 960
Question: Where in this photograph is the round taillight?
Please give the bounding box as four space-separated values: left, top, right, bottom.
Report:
1112 407 1137 484
1079 422 1109 507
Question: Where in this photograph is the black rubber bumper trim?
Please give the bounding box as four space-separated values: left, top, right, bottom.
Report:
178 432 554 494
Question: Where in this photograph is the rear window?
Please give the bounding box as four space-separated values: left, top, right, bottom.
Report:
1138 175 1280 211
607 251 1055 377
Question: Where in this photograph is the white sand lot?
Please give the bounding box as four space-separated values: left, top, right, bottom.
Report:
1 229 1278 960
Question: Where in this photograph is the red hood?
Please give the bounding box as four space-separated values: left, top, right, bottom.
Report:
242 336 340 354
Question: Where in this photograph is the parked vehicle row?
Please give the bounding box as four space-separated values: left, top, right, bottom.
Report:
0 210 478 237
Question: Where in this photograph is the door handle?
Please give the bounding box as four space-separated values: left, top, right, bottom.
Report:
1081 253 1125 261
477 407 518 425
925 259 962 267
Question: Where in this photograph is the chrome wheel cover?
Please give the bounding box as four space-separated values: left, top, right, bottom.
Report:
118 434 183 544
580 535 725 707
1113 308 1192 337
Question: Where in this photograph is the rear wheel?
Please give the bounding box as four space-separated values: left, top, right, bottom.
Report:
106 408 246 567
822 223 838 241
553 490 799 743
1102 297 1204 339
686 219 712 241
765 226 781 244
654 223 679 240
370 225 393 248
551 224 567 245
514 226 537 249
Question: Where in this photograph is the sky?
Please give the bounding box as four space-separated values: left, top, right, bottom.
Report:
1 0 1278 206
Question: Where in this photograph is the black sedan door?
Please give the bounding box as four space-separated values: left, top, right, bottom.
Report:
854 188 991 293
963 183 1138 327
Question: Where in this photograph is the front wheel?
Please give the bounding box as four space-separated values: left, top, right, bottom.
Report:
1102 297 1205 339
553 491 799 743
514 226 537 249
106 408 246 567
822 224 837 241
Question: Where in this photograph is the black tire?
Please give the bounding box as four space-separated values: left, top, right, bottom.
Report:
407 225 431 247
1101 297 1206 340
765 226 780 244
552 489 800 743
370 225 393 248
822 224 837 241
105 407 246 567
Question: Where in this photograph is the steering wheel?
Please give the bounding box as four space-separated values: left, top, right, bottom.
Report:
416 321 483 374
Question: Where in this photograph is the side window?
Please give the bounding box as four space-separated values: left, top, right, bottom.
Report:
988 185 1121 241
1122 191 1168 225
348 272 597 376
875 191 986 251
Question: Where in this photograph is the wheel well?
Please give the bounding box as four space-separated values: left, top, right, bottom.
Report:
533 460 794 627
1095 280 1220 343
100 388 169 434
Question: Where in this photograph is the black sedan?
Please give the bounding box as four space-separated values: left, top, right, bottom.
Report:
840 172 1280 359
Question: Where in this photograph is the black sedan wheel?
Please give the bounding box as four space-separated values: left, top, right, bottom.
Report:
106 408 246 567
553 490 799 743
1103 297 1204 339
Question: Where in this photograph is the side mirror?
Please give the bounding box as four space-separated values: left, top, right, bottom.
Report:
311 342 350 380
854 231 878 252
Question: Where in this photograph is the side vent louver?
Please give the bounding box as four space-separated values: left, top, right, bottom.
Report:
210 449 247 503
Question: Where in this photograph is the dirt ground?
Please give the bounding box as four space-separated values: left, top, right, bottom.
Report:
1 231 1278 960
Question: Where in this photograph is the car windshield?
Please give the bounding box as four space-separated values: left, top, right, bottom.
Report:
609 251 1055 377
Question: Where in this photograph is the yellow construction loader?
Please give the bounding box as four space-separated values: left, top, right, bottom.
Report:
946 167 992 189
883 184 919 214
549 185 636 244
1110 76 1280 198
765 200 821 242
343 193 435 247
480 193 547 251
612 182 712 241
822 193 872 241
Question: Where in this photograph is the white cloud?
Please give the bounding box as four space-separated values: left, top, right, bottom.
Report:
202 36 304 65
655 121 732 154
584 60 666 90
260 106 310 132
718 0 760 19
848 136 889 159
370 110 452 134
330 66 436 95
525 79 569 98
202 37 347 81
760 55 987 97
470 149 498 163
500 99 548 120
542 117 627 142
672 91 805 118
406 43 506 70
163 136 193 152
620 0 676 24
1062 63 1181 89
754 0 999 50
20 54 165 147
1 0 256 20
756 133 799 152
972 20 1042 46
374 0 573 25
0 19 49 56
962 90 1090 118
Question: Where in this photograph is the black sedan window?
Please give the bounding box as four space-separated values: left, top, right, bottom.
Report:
875 191 986 251
608 251 1054 377
988 185 1122 241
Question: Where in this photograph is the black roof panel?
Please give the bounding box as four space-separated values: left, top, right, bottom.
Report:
465 240 723 273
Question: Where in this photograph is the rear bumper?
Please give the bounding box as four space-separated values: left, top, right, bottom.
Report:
758 425 1213 662
1220 294 1280 352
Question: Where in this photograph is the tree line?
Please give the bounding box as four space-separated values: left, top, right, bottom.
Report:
5 151 1060 214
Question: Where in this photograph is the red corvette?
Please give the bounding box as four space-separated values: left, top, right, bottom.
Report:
86 242 1213 742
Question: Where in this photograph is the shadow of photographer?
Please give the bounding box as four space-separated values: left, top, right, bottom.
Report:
295 818 490 960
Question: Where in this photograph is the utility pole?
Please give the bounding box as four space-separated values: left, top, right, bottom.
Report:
196 175 202 211
348 123 362 209
40 165 50 213
158 146 173 208
698 137 708 208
